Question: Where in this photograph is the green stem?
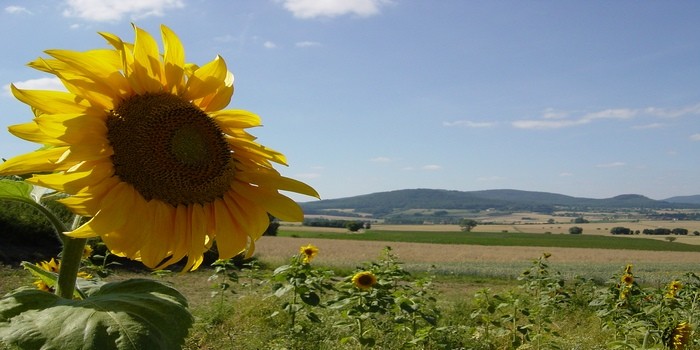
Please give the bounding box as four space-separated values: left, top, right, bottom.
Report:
55 216 87 299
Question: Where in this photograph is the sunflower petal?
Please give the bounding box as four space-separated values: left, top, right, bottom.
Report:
130 24 163 94
8 122 65 145
67 182 135 238
11 85 87 114
161 24 185 94
184 55 229 102
0 147 69 175
211 109 262 131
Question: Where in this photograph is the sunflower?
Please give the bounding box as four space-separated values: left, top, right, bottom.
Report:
624 264 633 275
665 280 683 299
668 322 692 350
621 273 634 285
299 244 319 264
32 258 93 292
352 271 377 290
0 24 318 271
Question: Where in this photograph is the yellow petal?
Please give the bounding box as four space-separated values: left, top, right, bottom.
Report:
29 160 113 194
67 181 135 238
34 113 107 144
130 24 163 94
184 55 229 101
211 109 262 131
234 182 304 222
8 122 65 146
58 175 121 216
237 169 320 198
195 71 233 112
228 138 288 165
0 147 69 175
212 198 245 259
11 85 87 114
160 24 185 94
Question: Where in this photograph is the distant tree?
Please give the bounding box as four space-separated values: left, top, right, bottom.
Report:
345 221 364 232
459 218 478 232
610 227 632 235
547 218 555 224
694 231 700 236
573 217 589 224
672 228 688 236
364 222 372 230
665 236 677 243
569 226 583 235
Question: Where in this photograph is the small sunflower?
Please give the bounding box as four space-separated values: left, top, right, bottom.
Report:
32 258 92 292
352 271 377 290
665 280 683 299
0 24 318 271
37 258 60 273
621 273 634 285
624 264 633 275
299 244 319 264
668 322 692 350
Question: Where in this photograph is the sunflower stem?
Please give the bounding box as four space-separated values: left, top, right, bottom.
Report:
55 216 86 299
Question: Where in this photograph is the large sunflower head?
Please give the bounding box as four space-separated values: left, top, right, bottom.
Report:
0 24 318 271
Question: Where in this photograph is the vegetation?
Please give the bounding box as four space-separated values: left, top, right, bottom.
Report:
278 229 700 252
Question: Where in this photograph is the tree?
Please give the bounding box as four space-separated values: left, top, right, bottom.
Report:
345 221 364 232
459 218 478 232
573 217 589 224
569 226 583 235
672 228 688 235
610 227 631 235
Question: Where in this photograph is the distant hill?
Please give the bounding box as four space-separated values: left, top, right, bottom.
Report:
664 195 700 205
300 188 699 218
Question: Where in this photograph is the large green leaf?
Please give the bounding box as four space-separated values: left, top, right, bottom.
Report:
0 279 192 350
0 179 33 202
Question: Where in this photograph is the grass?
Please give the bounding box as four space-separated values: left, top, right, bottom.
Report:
278 229 700 252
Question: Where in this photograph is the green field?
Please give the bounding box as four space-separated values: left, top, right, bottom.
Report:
279 229 700 252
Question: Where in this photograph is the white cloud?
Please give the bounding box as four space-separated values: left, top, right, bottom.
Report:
5 6 31 14
442 120 496 128
513 104 700 130
370 156 391 163
559 172 573 177
62 0 184 22
595 162 626 168
632 123 664 129
422 164 442 171
280 0 392 19
4 78 65 96
263 41 278 49
296 41 321 48
690 134 700 141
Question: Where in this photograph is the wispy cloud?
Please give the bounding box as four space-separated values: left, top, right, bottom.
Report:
513 104 700 130
3 78 65 96
279 0 393 19
442 120 496 128
295 172 321 179
62 0 184 22
422 164 442 171
595 162 626 168
559 172 573 177
632 123 664 129
5 6 31 14
370 156 392 163
263 41 278 49
296 41 321 48
691 133 700 141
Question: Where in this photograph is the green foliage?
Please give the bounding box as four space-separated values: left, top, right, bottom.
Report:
459 218 478 232
270 247 335 333
0 279 192 350
569 226 583 234
278 229 700 252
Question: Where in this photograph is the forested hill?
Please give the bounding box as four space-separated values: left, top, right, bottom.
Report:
299 189 700 216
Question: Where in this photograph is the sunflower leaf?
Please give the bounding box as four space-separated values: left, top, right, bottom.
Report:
0 179 33 202
0 278 192 350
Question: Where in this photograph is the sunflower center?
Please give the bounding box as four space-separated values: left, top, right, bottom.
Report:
107 92 235 206
358 274 374 286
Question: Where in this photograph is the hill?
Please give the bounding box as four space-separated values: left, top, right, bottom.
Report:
299 188 700 218
664 195 700 205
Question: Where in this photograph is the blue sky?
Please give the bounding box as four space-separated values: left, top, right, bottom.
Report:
1 1 700 202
